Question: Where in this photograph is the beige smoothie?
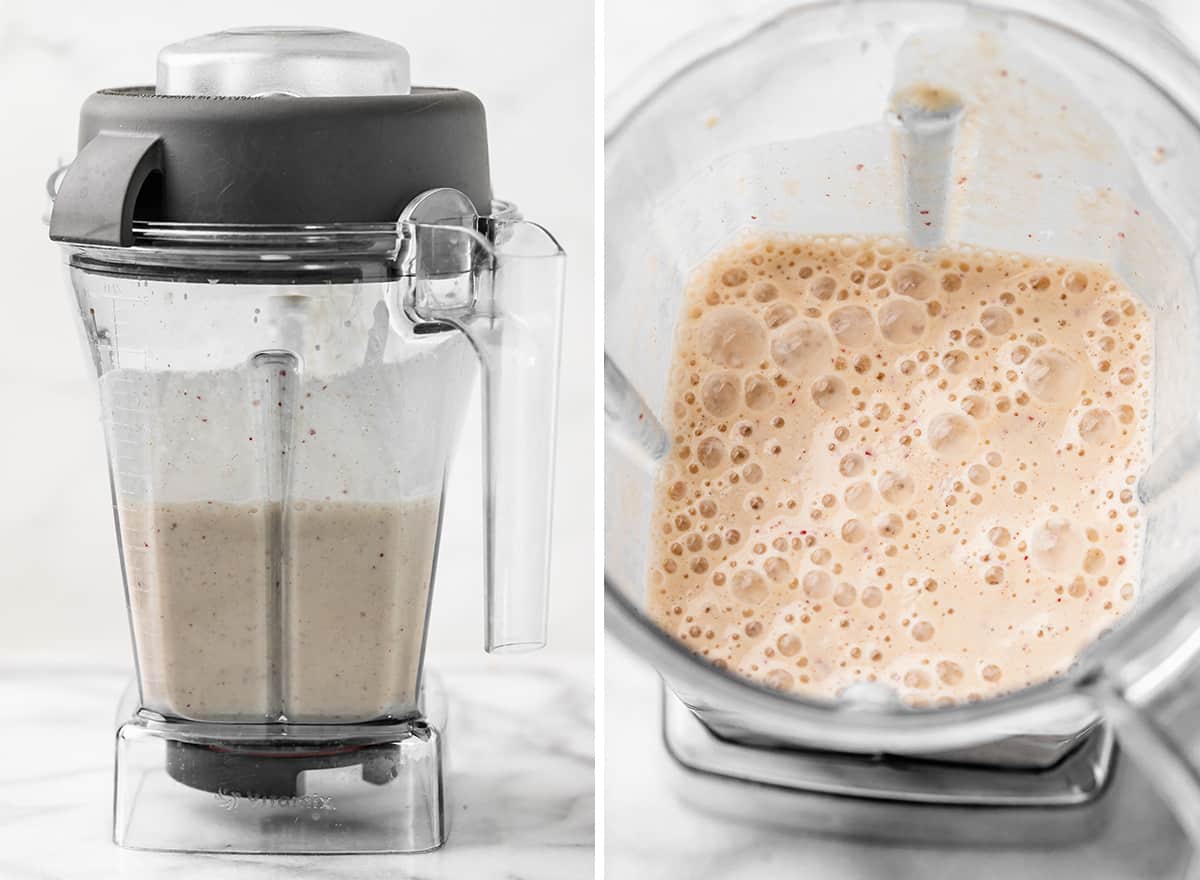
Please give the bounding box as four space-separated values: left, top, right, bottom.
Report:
648 234 1151 706
121 496 440 723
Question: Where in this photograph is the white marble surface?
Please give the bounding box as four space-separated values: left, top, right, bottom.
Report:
605 638 1191 880
0 657 593 879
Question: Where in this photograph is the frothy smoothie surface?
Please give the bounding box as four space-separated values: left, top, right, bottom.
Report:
647 235 1152 706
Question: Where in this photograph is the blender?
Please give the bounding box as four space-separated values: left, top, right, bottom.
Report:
606 0 1200 857
48 27 564 854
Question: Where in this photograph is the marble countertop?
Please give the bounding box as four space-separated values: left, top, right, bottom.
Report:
605 638 1193 880
0 657 593 880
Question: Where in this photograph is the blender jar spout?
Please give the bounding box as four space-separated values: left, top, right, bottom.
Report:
397 188 566 653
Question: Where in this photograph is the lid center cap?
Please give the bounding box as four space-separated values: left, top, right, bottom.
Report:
156 26 412 98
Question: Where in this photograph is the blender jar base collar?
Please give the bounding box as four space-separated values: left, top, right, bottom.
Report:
113 676 448 854
662 687 1117 838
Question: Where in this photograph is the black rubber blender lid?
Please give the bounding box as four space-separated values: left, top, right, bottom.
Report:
49 31 492 246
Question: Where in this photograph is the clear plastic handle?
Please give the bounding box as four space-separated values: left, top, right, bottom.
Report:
397 189 565 652
1071 478 1200 876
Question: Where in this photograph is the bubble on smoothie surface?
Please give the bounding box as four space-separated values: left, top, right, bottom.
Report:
700 306 766 368
961 395 988 420
839 453 865 477
876 512 903 537
646 233 1152 707
904 669 931 689
745 375 775 410
765 669 794 690
777 633 802 656
750 280 778 302
912 621 935 642
701 371 740 416
731 569 768 604
811 374 849 411
696 436 725 469
1031 518 1083 572
980 306 1013 336
772 320 832 378
841 518 866 543
803 569 832 598
1024 348 1082 404
721 266 749 286
878 298 927 344
934 661 961 685
891 264 934 300
927 412 975 457
878 470 914 504
845 481 873 510
833 582 858 607
943 349 969 374
811 275 838 301
1079 408 1116 445
764 302 798 329
829 305 875 347
764 556 791 583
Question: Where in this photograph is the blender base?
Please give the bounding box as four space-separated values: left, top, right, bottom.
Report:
662 688 1119 845
113 677 448 854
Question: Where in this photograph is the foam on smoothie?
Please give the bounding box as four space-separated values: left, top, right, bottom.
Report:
647 234 1151 706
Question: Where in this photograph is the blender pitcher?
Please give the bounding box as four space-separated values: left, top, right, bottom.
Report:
48 27 564 854
606 0 1200 856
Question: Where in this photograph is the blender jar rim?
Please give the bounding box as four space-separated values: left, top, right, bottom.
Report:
52 199 522 278
605 0 1200 140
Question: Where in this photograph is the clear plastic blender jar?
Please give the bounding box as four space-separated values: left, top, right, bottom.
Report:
606 0 1200 853
49 28 564 853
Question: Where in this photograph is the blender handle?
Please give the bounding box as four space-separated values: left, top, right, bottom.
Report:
1086 673 1200 879
1074 545 1200 872
1086 678 1200 841
460 225 565 652
399 189 566 652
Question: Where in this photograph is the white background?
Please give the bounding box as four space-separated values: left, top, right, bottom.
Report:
0 0 594 664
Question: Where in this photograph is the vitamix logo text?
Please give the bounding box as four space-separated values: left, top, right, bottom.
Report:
214 788 336 812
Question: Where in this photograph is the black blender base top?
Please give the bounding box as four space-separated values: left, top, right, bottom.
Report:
165 738 407 798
